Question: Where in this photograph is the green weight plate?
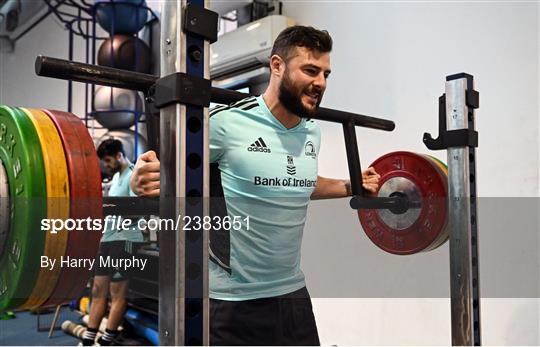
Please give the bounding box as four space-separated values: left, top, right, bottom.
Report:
0 105 47 311
0 160 9 260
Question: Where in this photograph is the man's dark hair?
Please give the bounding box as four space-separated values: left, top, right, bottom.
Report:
271 25 333 62
97 139 125 159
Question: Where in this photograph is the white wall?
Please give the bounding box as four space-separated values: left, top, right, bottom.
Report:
0 9 153 143
281 1 539 345
0 13 113 142
0 14 87 116
283 1 538 198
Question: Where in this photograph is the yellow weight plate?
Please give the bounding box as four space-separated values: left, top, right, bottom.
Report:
427 155 448 175
19 108 70 309
421 154 449 252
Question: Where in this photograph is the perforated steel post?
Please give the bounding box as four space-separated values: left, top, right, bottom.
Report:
446 74 481 346
159 0 210 345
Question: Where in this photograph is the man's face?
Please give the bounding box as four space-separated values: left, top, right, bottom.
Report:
101 154 122 175
278 46 331 117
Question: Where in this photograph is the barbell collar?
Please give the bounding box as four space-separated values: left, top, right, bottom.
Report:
349 195 418 213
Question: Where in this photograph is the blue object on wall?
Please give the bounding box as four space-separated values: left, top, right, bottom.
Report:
95 0 149 35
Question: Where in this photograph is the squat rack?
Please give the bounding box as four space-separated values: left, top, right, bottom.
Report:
35 0 480 345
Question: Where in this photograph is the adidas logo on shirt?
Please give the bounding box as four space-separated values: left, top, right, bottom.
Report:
247 137 271 153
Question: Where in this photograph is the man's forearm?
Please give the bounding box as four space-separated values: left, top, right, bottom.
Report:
311 176 351 200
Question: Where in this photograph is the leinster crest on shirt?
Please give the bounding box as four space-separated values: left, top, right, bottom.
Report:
305 141 316 159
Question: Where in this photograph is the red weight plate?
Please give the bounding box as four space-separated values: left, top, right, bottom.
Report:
41 109 102 306
358 151 448 255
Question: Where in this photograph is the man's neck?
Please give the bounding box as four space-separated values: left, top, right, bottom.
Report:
262 91 301 129
119 160 130 173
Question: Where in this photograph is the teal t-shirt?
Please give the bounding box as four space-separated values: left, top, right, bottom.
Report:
209 95 320 300
101 163 143 243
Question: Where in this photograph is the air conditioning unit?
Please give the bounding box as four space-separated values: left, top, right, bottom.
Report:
210 15 295 79
0 0 47 43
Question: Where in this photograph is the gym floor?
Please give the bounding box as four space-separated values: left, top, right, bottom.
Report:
0 310 80 346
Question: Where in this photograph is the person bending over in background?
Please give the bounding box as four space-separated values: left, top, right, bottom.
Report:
81 139 143 346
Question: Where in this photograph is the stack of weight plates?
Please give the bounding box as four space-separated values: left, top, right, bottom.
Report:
0 106 102 311
358 151 449 255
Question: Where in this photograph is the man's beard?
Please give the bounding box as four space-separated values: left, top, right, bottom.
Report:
109 162 121 174
278 71 322 117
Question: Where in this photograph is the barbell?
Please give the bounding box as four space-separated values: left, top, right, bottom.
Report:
0 104 449 312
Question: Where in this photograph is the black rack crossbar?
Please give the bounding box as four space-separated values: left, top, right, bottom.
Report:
35 55 395 131
35 55 156 92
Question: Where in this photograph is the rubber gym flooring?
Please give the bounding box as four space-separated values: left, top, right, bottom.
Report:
0 309 80 345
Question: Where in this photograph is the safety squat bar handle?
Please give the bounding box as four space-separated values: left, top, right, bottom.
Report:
342 120 416 213
35 55 395 131
35 55 410 212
